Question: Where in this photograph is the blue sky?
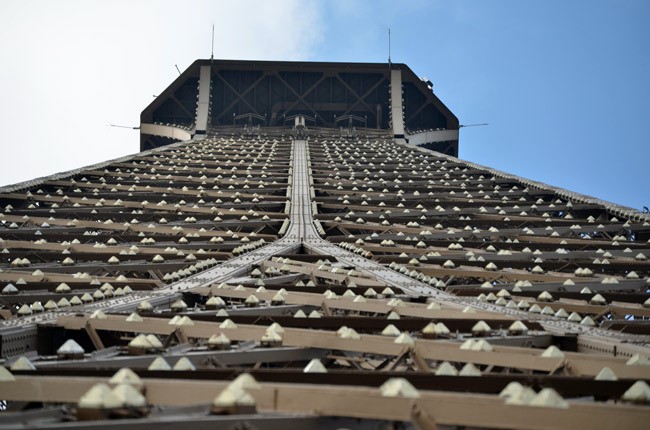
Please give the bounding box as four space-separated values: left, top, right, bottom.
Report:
1 0 648 210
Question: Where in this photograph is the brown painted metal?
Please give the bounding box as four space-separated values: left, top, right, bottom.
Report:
1 60 649 429
1 375 648 429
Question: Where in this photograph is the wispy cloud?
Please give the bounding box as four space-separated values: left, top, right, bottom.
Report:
0 0 325 186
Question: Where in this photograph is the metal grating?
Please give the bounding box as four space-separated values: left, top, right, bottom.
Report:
1 62 649 429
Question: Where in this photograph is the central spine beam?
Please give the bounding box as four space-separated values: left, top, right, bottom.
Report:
286 139 313 242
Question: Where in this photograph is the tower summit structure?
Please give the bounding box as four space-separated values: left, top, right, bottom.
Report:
140 59 460 155
0 60 649 429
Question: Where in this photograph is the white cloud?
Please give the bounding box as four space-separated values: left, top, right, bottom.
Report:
0 0 324 186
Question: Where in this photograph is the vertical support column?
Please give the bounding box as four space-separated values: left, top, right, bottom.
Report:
376 104 382 129
390 69 405 137
195 65 212 134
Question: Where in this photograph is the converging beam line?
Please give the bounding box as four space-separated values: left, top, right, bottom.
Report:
289 139 315 243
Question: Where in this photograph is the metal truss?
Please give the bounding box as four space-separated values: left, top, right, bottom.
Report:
1 126 649 428
140 60 460 155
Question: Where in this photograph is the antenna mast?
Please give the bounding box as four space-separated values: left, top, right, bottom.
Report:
459 123 489 128
388 28 391 67
211 24 215 65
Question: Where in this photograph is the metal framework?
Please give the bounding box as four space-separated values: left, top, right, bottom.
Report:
1 59 650 429
140 59 460 155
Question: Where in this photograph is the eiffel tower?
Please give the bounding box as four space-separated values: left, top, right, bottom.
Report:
1 60 648 429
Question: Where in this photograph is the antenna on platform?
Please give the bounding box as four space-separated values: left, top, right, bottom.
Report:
174 64 181 75
211 24 215 65
388 28 392 67
109 124 139 130
459 123 489 128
